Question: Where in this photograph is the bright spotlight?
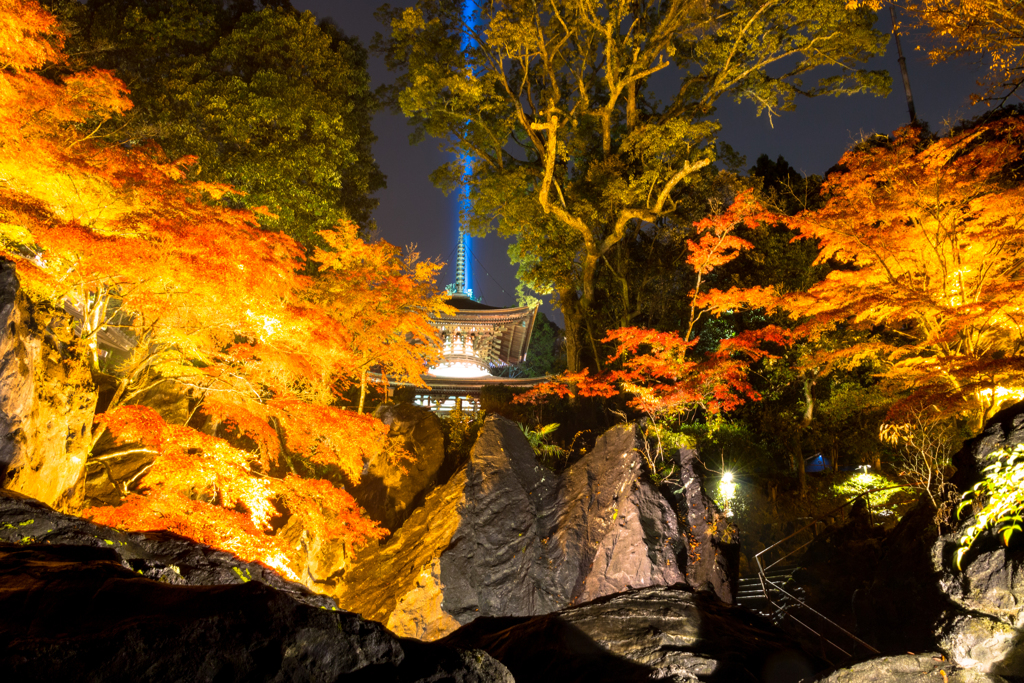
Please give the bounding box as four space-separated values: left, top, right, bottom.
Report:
719 471 737 504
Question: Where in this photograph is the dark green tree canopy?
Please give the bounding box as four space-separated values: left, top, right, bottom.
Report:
52 0 385 245
377 0 891 371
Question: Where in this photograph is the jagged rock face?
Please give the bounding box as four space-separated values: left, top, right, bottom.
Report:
950 402 1024 493
351 403 447 532
0 262 96 512
930 403 1024 678
335 417 687 641
676 447 739 604
0 496 512 682
815 653 1003 683
854 402 1024 676
440 584 818 683
932 533 1024 678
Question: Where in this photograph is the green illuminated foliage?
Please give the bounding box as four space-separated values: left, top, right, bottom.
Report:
956 444 1024 569
832 472 904 509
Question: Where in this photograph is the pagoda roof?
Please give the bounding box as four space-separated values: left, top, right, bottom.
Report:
434 297 538 366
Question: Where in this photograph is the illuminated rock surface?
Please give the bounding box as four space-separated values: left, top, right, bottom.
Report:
351 403 448 532
676 447 741 604
815 653 1002 682
0 490 512 682
0 261 96 512
335 417 689 640
932 404 1024 678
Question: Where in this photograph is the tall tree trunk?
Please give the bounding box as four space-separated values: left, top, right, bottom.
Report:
559 288 585 373
794 372 816 498
358 368 368 414
791 430 806 498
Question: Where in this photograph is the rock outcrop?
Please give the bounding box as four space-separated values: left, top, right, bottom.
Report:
0 490 512 682
335 417 688 640
814 653 1003 683
676 447 740 603
351 403 447 532
932 532 1024 678
440 584 818 683
852 402 1024 676
0 261 96 512
0 489 335 602
926 404 1024 678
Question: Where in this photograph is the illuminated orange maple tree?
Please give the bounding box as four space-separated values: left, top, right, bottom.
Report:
0 0 444 585
308 224 452 413
786 118 1024 428
519 191 790 416
852 0 1024 103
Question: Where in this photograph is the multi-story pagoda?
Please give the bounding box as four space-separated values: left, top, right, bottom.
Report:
412 231 541 413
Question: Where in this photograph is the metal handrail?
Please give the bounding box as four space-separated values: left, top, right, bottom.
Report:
753 486 914 659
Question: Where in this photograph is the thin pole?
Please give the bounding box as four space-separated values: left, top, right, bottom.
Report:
890 4 917 124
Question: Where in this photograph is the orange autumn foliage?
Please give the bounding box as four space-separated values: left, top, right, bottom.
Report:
853 0 1024 103
309 224 453 413
1 0 444 585
786 118 1024 426
518 191 790 416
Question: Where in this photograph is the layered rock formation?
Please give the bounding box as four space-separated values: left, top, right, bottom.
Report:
335 417 690 640
0 261 96 512
676 446 740 603
0 490 512 682
440 584 818 683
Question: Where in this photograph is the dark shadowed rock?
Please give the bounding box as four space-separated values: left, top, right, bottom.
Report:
851 401 1024 677
676 447 739 603
784 503 887 647
0 488 334 606
335 417 687 640
0 543 512 682
857 498 947 653
440 584 819 683
351 403 447 532
0 260 96 512
0 489 512 682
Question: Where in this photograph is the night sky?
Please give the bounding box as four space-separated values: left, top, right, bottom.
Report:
298 1 988 321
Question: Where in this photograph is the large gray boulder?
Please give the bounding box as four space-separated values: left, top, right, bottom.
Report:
929 403 1024 678
440 584 818 683
335 417 689 640
0 490 512 682
0 260 96 512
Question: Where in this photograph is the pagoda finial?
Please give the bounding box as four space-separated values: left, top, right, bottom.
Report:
456 228 467 293
446 229 474 299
